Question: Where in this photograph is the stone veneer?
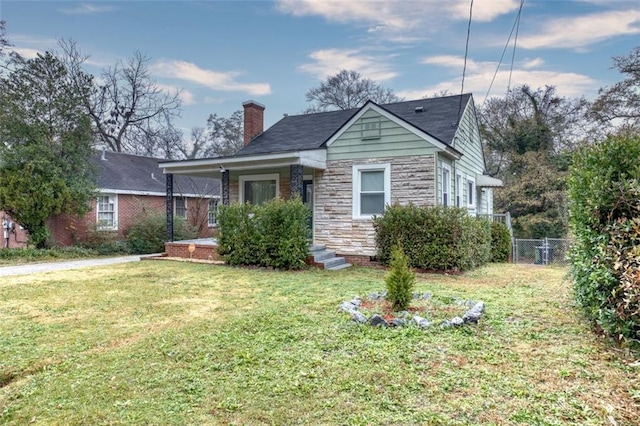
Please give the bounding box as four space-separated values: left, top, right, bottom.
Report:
314 155 435 257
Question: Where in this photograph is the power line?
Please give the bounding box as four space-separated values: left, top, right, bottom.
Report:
457 0 474 124
482 0 525 108
508 0 525 92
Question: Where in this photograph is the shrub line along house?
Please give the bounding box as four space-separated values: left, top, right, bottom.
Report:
159 94 503 266
2 151 219 248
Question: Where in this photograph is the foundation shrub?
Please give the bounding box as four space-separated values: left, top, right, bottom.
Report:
126 213 197 254
373 205 491 272
217 198 309 270
568 133 640 350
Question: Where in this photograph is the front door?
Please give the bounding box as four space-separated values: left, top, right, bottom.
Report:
302 180 313 240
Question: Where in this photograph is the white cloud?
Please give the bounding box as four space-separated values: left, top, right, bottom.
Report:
10 47 40 59
521 58 545 69
156 83 196 106
277 0 518 40
59 3 115 15
399 55 597 103
519 10 640 50
298 48 397 81
150 60 271 96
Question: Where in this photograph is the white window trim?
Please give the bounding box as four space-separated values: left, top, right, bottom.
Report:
441 163 452 207
239 173 280 204
208 198 218 227
352 163 391 219
96 193 118 230
174 197 188 218
455 172 463 208
466 176 476 208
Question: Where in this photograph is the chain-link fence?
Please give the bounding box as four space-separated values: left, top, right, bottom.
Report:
513 237 572 265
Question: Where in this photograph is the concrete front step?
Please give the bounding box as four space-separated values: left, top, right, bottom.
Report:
308 246 351 271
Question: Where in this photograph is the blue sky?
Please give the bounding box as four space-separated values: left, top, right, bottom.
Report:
1 0 639 133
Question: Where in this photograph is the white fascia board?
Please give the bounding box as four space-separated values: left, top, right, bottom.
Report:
98 188 220 198
159 150 327 175
325 102 462 159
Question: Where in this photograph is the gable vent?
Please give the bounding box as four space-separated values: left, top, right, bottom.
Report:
414 106 424 113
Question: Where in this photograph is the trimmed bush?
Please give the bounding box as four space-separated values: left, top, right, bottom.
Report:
126 212 197 254
568 133 640 350
217 198 309 270
373 205 491 272
385 245 415 311
490 222 512 262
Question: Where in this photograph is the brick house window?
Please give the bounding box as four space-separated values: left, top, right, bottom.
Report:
175 197 187 218
97 194 117 230
352 163 390 219
208 198 219 227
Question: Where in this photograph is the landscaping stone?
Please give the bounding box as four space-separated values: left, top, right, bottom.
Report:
451 316 464 326
339 293 487 331
339 301 357 313
351 311 368 324
462 301 485 324
413 315 431 329
389 318 407 327
369 314 389 327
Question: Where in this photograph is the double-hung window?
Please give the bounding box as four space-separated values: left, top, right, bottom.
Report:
239 174 279 205
467 177 476 208
97 194 117 230
208 198 219 227
352 164 390 219
175 197 187 218
456 173 463 207
441 163 451 207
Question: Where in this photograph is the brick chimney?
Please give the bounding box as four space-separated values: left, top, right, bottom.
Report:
243 100 265 146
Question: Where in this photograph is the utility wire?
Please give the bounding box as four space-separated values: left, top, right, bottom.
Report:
482 0 525 108
457 0 474 124
508 0 525 92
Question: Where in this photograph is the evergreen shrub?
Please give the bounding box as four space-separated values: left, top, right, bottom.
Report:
217 198 309 270
385 245 415 311
126 212 197 254
373 205 491 272
490 222 512 262
568 134 640 350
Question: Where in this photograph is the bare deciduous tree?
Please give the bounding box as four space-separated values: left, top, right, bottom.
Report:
59 40 182 155
305 69 401 112
593 46 640 130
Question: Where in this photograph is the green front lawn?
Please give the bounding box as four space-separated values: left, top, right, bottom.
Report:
1 263 638 425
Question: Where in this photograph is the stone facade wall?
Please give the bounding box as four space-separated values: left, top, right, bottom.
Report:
314 155 435 257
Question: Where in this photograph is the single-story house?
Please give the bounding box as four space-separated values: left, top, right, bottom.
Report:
3 150 219 248
159 94 503 265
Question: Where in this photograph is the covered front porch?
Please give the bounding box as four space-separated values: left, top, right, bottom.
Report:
159 149 327 249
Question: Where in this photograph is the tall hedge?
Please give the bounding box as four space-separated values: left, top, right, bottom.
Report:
216 198 309 270
568 133 640 350
373 205 491 272
490 222 512 262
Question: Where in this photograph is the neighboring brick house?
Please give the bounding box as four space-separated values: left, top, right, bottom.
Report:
160 95 502 265
4 151 219 248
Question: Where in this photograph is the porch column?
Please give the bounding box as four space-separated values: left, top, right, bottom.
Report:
166 173 174 242
222 170 230 205
290 164 303 200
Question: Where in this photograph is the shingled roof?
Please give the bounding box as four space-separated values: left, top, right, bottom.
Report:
236 94 472 157
91 151 219 196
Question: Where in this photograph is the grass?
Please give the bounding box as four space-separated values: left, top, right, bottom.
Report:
0 262 638 425
0 246 103 266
